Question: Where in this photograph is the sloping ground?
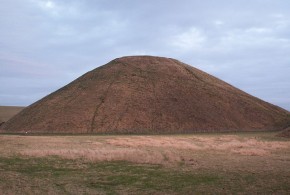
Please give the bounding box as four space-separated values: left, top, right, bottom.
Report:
1 56 290 134
0 106 25 125
277 127 290 138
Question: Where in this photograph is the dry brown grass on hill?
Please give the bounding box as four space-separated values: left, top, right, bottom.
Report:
2 56 290 134
278 127 290 138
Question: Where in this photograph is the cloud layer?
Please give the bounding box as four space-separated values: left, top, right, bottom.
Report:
1 0 290 110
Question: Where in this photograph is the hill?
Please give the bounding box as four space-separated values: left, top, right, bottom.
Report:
277 127 290 138
1 56 289 134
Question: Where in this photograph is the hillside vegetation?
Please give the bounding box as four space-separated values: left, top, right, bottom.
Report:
2 56 289 133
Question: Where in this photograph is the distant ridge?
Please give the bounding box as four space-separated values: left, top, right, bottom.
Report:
2 56 290 134
0 106 25 125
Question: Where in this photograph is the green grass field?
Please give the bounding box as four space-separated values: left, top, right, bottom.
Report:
0 132 289 194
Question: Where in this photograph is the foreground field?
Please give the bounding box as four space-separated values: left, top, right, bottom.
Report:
0 132 289 194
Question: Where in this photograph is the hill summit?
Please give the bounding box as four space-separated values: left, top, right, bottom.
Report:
2 56 289 134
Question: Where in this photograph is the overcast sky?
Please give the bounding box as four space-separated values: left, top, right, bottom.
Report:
0 0 290 111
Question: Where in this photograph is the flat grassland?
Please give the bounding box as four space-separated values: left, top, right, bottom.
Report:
0 132 289 194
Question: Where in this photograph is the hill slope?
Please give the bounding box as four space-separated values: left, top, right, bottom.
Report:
277 127 290 138
2 56 289 134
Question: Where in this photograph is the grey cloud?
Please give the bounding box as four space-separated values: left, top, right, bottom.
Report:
0 0 289 110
